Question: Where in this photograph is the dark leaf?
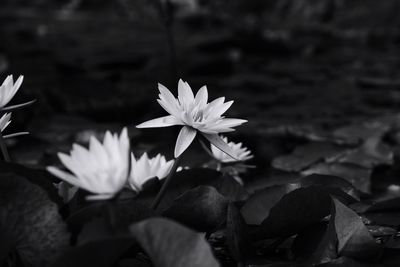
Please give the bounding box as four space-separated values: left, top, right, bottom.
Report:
302 162 371 193
0 174 69 267
211 175 250 202
163 186 229 232
129 218 220 267
226 203 254 262
364 212 400 227
299 174 360 201
241 174 358 225
292 222 334 262
336 137 393 168
241 183 300 225
367 197 400 212
0 161 62 205
272 142 347 172
332 198 382 261
156 168 222 210
307 215 337 265
256 187 354 239
51 238 135 267
316 256 383 266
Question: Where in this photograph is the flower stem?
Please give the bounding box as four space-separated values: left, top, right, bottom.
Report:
151 155 181 210
0 132 11 162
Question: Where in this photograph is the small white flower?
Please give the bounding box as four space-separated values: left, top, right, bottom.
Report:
211 136 253 163
47 128 130 200
0 113 11 132
0 75 23 109
129 153 174 192
137 79 247 158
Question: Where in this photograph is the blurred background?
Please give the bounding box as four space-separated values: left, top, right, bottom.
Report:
2 0 400 171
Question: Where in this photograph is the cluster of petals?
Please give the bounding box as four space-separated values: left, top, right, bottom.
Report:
137 79 247 158
47 128 130 200
129 153 174 192
47 128 175 200
47 79 249 200
211 136 253 163
0 75 24 109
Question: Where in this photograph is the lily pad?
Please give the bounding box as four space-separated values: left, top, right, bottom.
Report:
0 174 70 267
130 218 220 267
272 142 347 172
163 186 229 232
332 198 382 261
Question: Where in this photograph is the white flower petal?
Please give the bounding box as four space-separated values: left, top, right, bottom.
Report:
202 133 239 160
194 85 208 108
174 126 197 158
0 113 11 132
136 115 182 128
212 100 234 118
47 128 130 200
178 79 194 107
47 166 84 189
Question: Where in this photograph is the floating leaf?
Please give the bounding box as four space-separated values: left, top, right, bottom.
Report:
292 221 337 264
241 174 358 225
241 183 300 225
316 256 382 266
0 174 69 267
332 198 382 261
256 187 355 239
163 186 228 232
337 137 393 168
272 142 347 172
211 175 250 202
51 238 135 267
302 162 371 192
130 218 220 267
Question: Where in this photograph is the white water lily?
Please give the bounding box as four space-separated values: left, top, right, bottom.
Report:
47 128 130 200
129 153 174 192
137 79 247 158
0 113 11 132
0 75 23 109
211 136 253 163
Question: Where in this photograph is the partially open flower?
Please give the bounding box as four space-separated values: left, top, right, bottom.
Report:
129 153 174 192
47 128 130 200
0 113 11 132
211 136 253 163
0 75 23 109
137 79 247 158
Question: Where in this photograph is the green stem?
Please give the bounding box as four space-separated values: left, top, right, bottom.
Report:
151 155 181 210
0 132 10 162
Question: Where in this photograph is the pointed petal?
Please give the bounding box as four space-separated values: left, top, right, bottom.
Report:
201 133 239 160
194 86 208 108
178 79 194 106
174 126 197 158
136 115 182 128
213 118 247 130
212 100 234 117
47 166 84 189
2 99 36 111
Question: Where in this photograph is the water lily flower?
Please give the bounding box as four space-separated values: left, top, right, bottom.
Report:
0 113 11 132
136 79 247 158
129 153 174 192
47 128 130 200
0 75 23 109
211 136 253 163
